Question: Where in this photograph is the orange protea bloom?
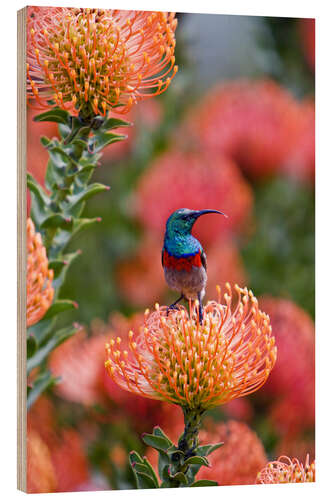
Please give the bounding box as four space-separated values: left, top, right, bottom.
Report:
180 80 302 179
197 420 267 485
116 234 166 307
28 397 91 493
27 218 54 327
259 297 315 436
256 455 315 484
105 284 277 410
27 429 57 493
136 151 253 246
27 7 178 117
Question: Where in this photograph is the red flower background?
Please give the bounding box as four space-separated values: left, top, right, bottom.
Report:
26 12 315 492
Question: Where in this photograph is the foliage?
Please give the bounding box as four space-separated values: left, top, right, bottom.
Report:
27 109 129 407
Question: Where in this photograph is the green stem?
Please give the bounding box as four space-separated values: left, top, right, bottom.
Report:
178 407 205 456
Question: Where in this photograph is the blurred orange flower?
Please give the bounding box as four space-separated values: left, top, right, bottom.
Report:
136 151 253 246
116 234 165 308
49 328 108 405
182 80 301 179
28 397 90 493
180 79 315 183
49 312 176 431
258 297 315 435
205 239 247 298
27 429 57 493
27 218 54 327
276 434 315 465
197 420 267 485
256 455 315 484
27 7 177 117
105 284 276 410
283 99 315 184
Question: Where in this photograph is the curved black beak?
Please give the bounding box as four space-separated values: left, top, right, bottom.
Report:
195 209 228 219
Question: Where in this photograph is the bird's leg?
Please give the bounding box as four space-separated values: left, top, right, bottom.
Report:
198 293 204 324
167 294 184 314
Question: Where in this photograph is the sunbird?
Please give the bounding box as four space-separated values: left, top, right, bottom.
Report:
162 208 227 322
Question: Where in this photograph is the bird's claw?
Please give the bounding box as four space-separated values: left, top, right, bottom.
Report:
167 304 181 316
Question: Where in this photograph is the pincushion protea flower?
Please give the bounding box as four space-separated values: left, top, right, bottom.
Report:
136 151 253 246
259 297 315 435
27 218 54 327
197 420 267 485
105 284 277 411
256 455 315 484
27 7 178 118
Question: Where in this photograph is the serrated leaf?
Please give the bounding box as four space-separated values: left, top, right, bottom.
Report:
142 433 171 452
40 214 73 230
33 109 69 124
190 479 218 487
42 300 78 321
184 456 210 467
27 371 59 409
27 325 77 374
197 442 224 457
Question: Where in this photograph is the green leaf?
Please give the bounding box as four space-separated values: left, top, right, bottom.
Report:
170 471 187 485
51 251 81 294
142 457 159 487
190 479 218 487
93 131 127 153
135 472 158 489
40 214 73 231
42 299 78 321
100 117 131 131
129 450 144 467
33 109 69 124
68 183 110 209
27 325 78 373
197 442 224 457
141 433 171 452
153 426 173 447
27 334 38 358
184 456 210 467
27 174 50 214
157 450 170 480
27 371 59 409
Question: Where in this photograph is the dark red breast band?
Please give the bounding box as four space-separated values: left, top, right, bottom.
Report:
163 249 202 272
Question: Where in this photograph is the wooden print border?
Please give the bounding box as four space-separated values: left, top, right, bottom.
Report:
17 6 27 493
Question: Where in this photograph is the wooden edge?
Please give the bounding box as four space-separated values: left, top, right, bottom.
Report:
17 6 27 493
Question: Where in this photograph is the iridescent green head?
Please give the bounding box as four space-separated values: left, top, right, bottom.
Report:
165 208 226 236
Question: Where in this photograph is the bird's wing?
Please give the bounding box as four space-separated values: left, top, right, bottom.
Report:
200 249 207 270
161 247 165 266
